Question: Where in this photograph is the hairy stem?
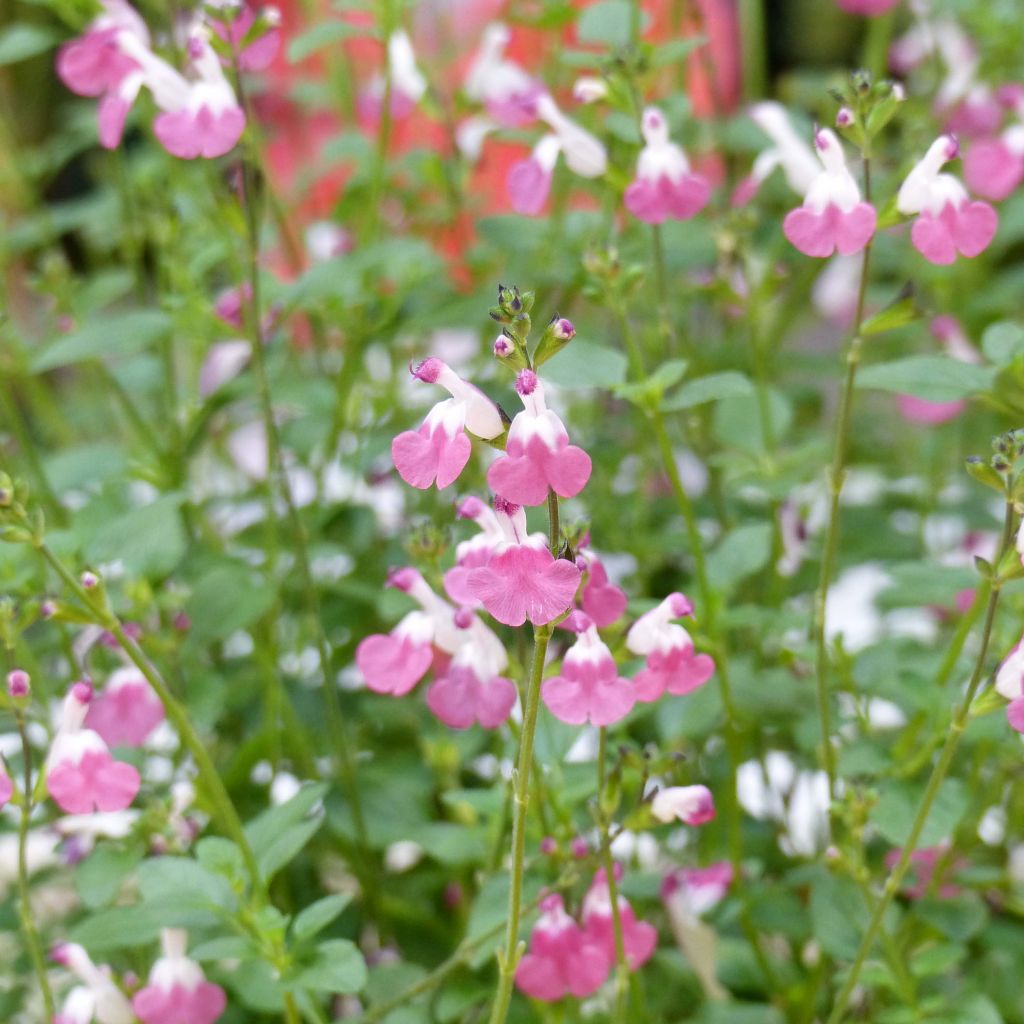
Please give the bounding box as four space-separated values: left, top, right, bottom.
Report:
826 495 1016 1023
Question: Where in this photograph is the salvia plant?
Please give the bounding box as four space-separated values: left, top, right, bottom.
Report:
5 0 1024 1022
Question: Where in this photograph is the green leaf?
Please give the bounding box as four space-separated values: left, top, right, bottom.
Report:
70 901 220 952
186 563 277 643
31 310 173 373
981 321 1024 365
137 856 237 910
292 894 353 942
189 936 256 961
856 356 996 402
541 340 628 389
295 939 367 993
576 0 646 46
706 523 773 595
74 846 141 909
613 359 688 408
860 285 920 337
0 23 59 66
713 388 792 454
245 783 328 881
663 371 755 411
870 778 969 847
287 20 363 62
650 36 705 68
914 894 988 942
810 871 870 959
87 494 187 578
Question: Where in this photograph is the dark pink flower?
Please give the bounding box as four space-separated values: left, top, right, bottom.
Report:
582 869 657 970
212 4 281 72
507 135 560 216
132 928 226 1024
579 552 627 628
85 667 164 748
651 785 716 826
662 862 734 918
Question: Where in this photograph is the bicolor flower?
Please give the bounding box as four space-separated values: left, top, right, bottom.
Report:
966 125 1024 200
46 683 141 815
55 0 148 102
444 496 507 605
782 128 876 258
541 617 635 726
624 106 711 224
581 868 657 970
996 636 1024 733
356 568 459 695
212 2 281 73
359 30 427 123
507 134 561 216
85 667 164 748
896 134 998 265
132 929 227 1024
51 943 134 1024
514 893 611 1001
392 358 504 490
661 862 733 919
426 615 516 729
734 101 820 206
465 498 581 627
535 94 608 178
579 549 628 628
650 784 716 826
626 593 715 702
463 22 543 127
487 369 591 506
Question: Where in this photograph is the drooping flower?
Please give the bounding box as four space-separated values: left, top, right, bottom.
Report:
897 135 998 264
514 893 612 1001
578 549 628 628
487 369 591 506
463 22 544 128
965 125 1024 200
581 868 658 970
46 683 141 815
626 593 715 702
465 498 581 627
392 358 504 490
650 784 716 826
661 862 734 919
85 667 165 748
426 615 516 729
996 636 1024 733
358 30 428 124
507 134 561 216
132 929 227 1024
535 94 608 179
782 128 876 258
541 617 635 726
51 943 134 1024
444 496 508 605
734 101 820 206
211 2 281 73
355 568 459 695
624 106 711 224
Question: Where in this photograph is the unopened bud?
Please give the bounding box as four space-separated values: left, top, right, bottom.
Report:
80 571 99 590
836 107 855 127
7 669 29 698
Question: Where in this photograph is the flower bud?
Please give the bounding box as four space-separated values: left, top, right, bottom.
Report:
80 571 99 590
533 314 576 368
7 669 29 698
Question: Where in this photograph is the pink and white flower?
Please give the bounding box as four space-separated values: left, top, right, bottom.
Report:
0 766 11 809
85 667 164 748
463 23 544 128
392 358 504 490
965 90 1024 200
541 617 635 726
514 893 611 1001
465 498 582 627
624 106 711 224
46 683 141 815
581 868 658 970
507 134 561 216
783 129 876 258
651 784 716 826
359 30 428 123
661 862 734 919
444 496 507 605
487 369 591 506
578 549 628 628
212 2 281 73
56 0 148 101
356 568 459 696
897 134 998 264
52 943 134 1024
626 593 715 702
996 636 1024 733
535 94 608 179
734 102 820 206
132 929 227 1024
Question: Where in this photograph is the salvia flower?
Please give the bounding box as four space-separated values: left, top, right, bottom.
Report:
624 106 711 224
651 784 716 826
392 358 504 490
212 2 281 73
359 29 427 123
965 90 1024 200
626 593 715 702
463 22 543 128
46 683 141 815
0 766 11 809
514 893 611 1001
507 134 561 216
897 134 998 264
85 667 165 748
581 868 658 970
52 943 134 1024
783 128 877 258
355 568 459 695
579 549 628 627
542 617 636 726
535 94 608 178
444 496 508 605
996 636 1024 733
465 498 582 627
487 369 591 505
661 862 734 919
131 928 227 1024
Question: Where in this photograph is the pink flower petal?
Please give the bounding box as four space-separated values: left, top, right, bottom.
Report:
356 634 433 695
392 423 472 490
467 546 581 627
507 158 552 216
965 139 1024 200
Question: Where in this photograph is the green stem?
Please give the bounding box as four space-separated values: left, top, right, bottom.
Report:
810 156 874 807
487 620 553 1024
825 496 1016 1023
33 541 265 898
739 0 767 101
597 728 630 1023
547 488 560 555
15 712 55 1018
